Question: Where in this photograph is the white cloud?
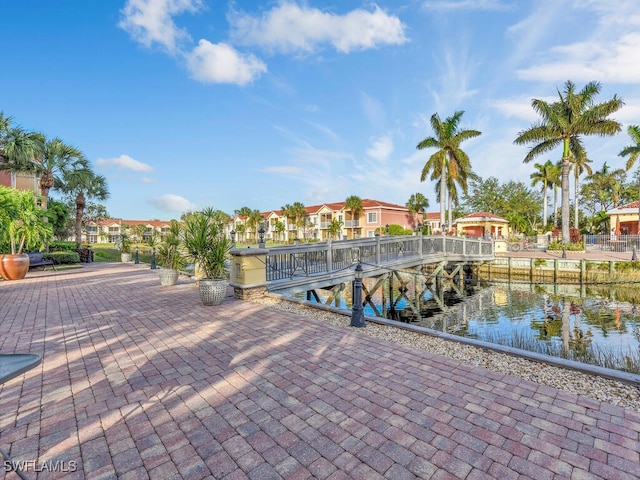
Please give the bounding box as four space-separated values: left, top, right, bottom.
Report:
148 193 196 212
229 2 408 54
118 0 202 53
488 96 555 122
423 0 512 11
367 135 393 162
515 1 640 83
95 154 154 172
186 40 267 85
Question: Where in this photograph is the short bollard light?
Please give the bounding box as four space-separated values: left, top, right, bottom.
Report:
150 248 157 269
562 244 567 259
350 263 365 328
134 247 140 264
87 245 92 264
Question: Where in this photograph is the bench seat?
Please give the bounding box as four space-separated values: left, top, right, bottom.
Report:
27 253 56 271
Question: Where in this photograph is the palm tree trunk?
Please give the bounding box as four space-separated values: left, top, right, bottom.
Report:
447 192 452 230
561 156 571 242
542 181 548 228
75 193 85 248
440 163 447 232
573 173 579 230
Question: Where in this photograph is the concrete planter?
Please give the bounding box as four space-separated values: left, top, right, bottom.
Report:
158 268 179 286
198 278 227 305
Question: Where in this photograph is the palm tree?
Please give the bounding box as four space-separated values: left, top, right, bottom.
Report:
61 166 110 248
570 151 592 230
0 112 40 174
327 218 343 240
291 202 307 239
550 162 562 228
280 204 295 240
530 160 555 228
514 80 623 242
36 136 87 210
417 111 481 230
344 195 362 239
246 209 263 241
619 124 640 170
406 193 429 228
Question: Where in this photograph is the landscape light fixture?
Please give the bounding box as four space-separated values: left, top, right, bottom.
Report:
350 263 365 328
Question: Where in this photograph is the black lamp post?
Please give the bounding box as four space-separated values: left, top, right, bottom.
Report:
417 222 423 235
442 222 447 235
385 224 389 236
350 263 365 328
134 246 140 264
230 229 236 247
258 225 265 247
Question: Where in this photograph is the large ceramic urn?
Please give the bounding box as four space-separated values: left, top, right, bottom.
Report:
0 254 30 280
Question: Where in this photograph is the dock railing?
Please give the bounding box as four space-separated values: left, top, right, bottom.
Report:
264 235 493 282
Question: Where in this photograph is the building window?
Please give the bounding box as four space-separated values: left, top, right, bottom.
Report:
367 231 376 238
367 212 377 223
338 215 343 222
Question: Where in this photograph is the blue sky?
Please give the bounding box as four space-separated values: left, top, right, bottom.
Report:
1 0 639 220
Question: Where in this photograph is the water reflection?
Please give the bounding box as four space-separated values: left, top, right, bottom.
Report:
309 277 640 374
431 282 640 373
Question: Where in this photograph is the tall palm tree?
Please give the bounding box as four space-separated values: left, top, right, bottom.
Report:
246 209 263 241
514 80 623 242
530 160 555 228
417 111 481 229
550 162 562 228
61 166 110 247
619 124 640 170
570 151 592 230
291 202 307 238
405 193 429 228
280 203 295 240
36 136 87 210
344 195 362 239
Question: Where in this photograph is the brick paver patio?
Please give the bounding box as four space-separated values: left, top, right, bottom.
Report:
1 263 639 479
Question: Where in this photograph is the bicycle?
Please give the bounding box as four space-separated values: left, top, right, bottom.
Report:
509 240 534 252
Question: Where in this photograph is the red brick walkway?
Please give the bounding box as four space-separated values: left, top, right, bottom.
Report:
1 263 639 479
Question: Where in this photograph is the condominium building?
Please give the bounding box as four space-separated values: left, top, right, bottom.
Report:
228 199 440 243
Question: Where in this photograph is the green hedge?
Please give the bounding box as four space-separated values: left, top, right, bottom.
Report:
45 251 80 264
48 241 77 252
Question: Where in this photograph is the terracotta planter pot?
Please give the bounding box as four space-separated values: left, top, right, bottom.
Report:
0 253 30 280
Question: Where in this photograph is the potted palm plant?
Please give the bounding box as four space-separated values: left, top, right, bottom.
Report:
118 230 132 262
156 220 186 286
183 207 231 305
0 186 53 280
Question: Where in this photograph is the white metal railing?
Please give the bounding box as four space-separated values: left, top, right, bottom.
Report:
583 234 640 253
265 235 494 282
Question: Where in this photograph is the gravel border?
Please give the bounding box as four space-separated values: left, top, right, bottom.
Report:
251 294 640 412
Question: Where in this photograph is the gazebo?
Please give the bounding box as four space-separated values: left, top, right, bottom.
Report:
607 201 640 235
453 212 510 239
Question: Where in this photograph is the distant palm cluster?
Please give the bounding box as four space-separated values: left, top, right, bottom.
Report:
416 80 640 241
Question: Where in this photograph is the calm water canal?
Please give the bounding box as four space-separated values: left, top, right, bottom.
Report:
309 278 640 374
